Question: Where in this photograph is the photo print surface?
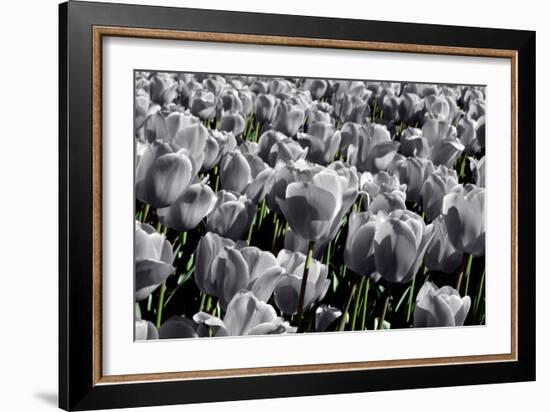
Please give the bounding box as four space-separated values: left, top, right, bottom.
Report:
134 71 486 340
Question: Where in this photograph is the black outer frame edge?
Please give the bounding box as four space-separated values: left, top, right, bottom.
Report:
59 1 536 410
59 2 69 411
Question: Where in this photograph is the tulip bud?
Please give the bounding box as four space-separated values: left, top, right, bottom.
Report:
149 73 178 105
190 89 217 120
422 118 464 167
135 320 159 340
423 216 464 273
344 212 377 277
347 123 399 173
414 282 471 327
420 165 459 221
374 210 434 284
442 184 485 256
297 121 340 165
274 249 330 315
220 151 252 193
157 183 217 231
221 111 246 136
135 143 194 208
254 94 277 124
399 127 430 158
304 79 328 100
278 169 345 241
391 156 435 203
469 155 485 188
135 221 175 301
195 232 235 296
193 290 295 336
206 191 256 241
272 101 305 137
315 305 342 332
211 246 283 309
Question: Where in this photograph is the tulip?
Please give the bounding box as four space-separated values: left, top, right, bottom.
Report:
399 127 430 158
269 79 293 96
202 129 237 172
254 94 277 124
165 111 199 142
274 249 330 315
149 73 178 105
221 111 246 136
420 165 459 221
315 305 342 332
277 167 347 241
171 122 208 173
374 210 434 284
135 143 193 208
267 159 324 216
190 89 217 120
442 184 485 256
304 78 328 100
272 101 305 137
297 121 340 165
193 290 295 336
268 138 308 167
210 245 283 309
221 90 243 113
335 93 370 124
206 191 256 241
157 182 217 231
194 232 236 296
368 191 407 214
239 89 255 116
135 221 175 301
307 106 332 125
338 122 362 154
470 155 485 187
344 211 377 277
360 171 406 202
382 94 401 122
347 123 400 173
257 129 287 163
135 319 159 340
422 118 464 167
220 151 252 193
158 316 206 339
457 117 482 154
390 155 435 203
414 282 471 327
424 216 464 273
398 93 424 124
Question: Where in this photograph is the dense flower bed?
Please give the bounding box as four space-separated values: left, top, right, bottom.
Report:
134 72 486 340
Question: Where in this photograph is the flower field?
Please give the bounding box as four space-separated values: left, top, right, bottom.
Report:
134 71 486 339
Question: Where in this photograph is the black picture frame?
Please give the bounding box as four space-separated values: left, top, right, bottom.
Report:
59 1 536 410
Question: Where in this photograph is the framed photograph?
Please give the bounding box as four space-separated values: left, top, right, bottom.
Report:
59 1 536 410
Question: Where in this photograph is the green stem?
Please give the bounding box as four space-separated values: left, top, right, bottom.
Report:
199 293 207 312
360 277 371 330
456 254 472 292
406 268 421 323
247 214 257 244
337 276 359 332
378 284 393 330
350 277 366 331
214 166 220 192
473 269 486 321
296 241 315 332
271 216 280 252
142 203 150 223
155 281 167 328
463 254 474 296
